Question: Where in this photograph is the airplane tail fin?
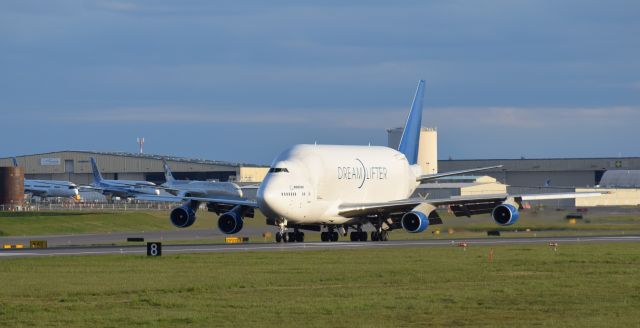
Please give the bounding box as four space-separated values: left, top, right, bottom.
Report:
90 157 104 184
162 159 175 184
12 157 18 167
398 80 425 165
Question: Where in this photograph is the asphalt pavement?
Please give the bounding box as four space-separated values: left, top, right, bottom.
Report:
1 235 639 258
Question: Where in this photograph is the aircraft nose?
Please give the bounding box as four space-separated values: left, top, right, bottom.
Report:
257 185 280 218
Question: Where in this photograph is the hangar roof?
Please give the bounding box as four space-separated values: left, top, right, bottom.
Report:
599 170 640 188
1 150 266 168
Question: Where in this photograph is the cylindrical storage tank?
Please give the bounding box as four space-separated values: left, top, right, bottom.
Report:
0 166 24 208
387 126 438 174
419 128 438 174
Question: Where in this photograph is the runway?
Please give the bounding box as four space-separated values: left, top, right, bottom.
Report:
1 235 639 258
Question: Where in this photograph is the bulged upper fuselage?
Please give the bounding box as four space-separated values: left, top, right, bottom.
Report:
257 144 421 225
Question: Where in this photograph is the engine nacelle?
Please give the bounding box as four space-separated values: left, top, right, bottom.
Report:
492 204 520 225
170 205 197 228
400 204 439 233
401 211 430 233
218 205 245 234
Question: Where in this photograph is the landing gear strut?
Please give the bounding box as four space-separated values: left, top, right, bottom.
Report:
371 230 388 241
371 218 389 242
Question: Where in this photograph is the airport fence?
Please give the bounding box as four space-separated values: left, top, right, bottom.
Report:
1 201 180 212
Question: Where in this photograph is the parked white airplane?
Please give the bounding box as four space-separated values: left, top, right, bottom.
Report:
167 80 600 243
161 159 244 198
88 157 160 199
13 158 80 200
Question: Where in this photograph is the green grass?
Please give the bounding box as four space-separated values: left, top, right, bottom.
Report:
2 209 640 243
0 211 223 237
1 243 639 327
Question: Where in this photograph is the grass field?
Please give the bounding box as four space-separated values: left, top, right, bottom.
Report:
3 208 640 243
1 243 639 327
0 211 221 237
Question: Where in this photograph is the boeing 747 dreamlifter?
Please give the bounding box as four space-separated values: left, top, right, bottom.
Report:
164 80 600 242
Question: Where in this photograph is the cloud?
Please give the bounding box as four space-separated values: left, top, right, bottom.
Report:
57 105 640 130
59 106 406 129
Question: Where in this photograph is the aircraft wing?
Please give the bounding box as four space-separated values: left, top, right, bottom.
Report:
417 165 503 183
338 192 601 218
78 185 102 191
136 194 258 208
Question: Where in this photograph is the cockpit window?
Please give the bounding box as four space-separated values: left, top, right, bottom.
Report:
269 167 289 173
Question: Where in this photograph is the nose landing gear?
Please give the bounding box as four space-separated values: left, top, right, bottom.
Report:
274 219 305 243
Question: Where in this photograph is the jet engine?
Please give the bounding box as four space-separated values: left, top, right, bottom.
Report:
492 203 520 225
170 200 199 228
218 205 245 234
400 204 438 233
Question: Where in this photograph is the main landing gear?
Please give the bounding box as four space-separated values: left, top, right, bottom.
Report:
320 231 339 242
349 225 368 241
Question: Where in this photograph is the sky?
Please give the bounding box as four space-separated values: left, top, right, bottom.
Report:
1 0 639 165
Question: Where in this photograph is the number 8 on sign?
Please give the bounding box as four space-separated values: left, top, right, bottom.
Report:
147 242 161 256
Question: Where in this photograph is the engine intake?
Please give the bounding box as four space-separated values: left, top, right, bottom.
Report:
492 204 520 225
401 211 429 233
170 205 196 228
400 204 439 233
218 205 245 234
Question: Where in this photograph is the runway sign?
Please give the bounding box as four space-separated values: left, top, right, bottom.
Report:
3 244 24 249
147 242 162 256
225 237 249 244
29 240 47 248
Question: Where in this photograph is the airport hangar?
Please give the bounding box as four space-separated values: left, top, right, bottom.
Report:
2 147 640 206
0 151 269 186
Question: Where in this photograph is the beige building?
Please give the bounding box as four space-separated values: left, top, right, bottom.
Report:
0 151 269 185
575 188 640 207
414 175 507 199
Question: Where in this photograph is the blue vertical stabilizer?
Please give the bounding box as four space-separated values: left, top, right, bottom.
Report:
12 157 18 167
398 80 425 165
163 159 175 183
90 157 104 184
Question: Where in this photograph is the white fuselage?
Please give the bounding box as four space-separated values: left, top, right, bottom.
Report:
25 179 80 198
163 180 243 199
257 144 422 225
